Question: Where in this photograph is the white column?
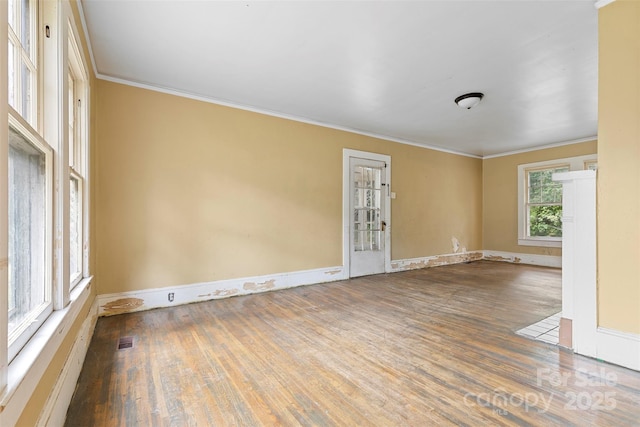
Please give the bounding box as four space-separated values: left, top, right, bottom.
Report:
553 170 597 356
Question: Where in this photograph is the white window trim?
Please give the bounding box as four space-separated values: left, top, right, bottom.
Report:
67 21 89 290
7 111 54 363
7 0 41 130
1 0 93 413
1 0 10 395
518 154 597 247
0 277 92 427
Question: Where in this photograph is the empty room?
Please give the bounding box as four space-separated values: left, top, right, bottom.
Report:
1 0 640 426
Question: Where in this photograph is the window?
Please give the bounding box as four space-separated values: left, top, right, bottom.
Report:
7 0 38 127
2 0 93 404
6 0 50 363
584 159 598 171
526 164 569 239
7 121 52 362
4 3 91 366
518 155 597 247
68 29 88 288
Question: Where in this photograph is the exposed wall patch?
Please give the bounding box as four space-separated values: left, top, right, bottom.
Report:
197 289 239 298
325 269 343 276
101 298 144 316
244 279 276 292
391 251 483 272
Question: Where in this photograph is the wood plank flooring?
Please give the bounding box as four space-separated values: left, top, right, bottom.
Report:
65 261 640 426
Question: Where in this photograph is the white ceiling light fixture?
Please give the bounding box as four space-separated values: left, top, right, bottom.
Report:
455 92 484 109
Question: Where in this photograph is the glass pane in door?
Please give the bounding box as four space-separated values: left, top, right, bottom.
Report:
353 165 382 252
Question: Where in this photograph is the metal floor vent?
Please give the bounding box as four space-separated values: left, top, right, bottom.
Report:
117 336 134 350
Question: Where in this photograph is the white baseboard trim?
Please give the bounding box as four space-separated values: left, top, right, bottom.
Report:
390 251 484 272
36 299 99 427
97 265 347 316
594 327 640 371
98 250 561 317
483 250 562 268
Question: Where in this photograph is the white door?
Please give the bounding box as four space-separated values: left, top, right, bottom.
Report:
350 157 386 277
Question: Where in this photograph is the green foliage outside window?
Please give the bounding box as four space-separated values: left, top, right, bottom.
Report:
527 166 568 238
529 205 563 237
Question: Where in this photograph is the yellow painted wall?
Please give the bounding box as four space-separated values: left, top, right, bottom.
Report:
597 0 640 334
95 81 483 295
483 141 597 256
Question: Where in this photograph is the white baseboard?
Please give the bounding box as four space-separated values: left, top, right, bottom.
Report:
36 299 98 427
390 251 483 272
483 250 562 268
594 327 640 371
97 251 487 316
97 250 562 317
97 265 347 316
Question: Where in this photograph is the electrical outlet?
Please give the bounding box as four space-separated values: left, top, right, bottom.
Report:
168 292 174 302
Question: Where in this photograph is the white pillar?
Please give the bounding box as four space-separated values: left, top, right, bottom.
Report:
553 170 597 356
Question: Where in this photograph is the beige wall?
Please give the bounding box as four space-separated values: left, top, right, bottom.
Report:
95 80 483 295
597 0 640 334
483 141 597 256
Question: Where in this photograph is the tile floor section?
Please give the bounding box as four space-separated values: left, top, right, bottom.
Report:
516 312 560 345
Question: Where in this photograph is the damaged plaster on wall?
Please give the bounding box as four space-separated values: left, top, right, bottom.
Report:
244 279 276 292
451 236 467 254
485 255 522 263
198 289 239 298
101 298 145 316
390 252 483 271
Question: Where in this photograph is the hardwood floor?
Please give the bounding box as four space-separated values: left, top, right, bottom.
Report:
65 261 640 426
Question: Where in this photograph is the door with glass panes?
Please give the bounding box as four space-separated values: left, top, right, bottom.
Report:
350 157 386 277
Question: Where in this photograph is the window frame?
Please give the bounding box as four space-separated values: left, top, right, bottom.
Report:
517 154 597 247
67 25 88 290
3 0 92 367
7 108 53 363
584 159 598 171
7 0 39 129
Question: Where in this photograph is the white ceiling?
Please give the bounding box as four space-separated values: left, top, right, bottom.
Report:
80 0 598 157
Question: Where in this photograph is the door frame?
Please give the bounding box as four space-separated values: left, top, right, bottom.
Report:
343 149 391 277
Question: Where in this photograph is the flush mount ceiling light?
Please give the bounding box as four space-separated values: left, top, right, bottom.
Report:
455 92 484 109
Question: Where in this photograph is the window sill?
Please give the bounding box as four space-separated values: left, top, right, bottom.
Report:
0 276 94 425
518 238 562 248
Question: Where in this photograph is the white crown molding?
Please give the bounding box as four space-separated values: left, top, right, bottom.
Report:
94 72 600 162
594 0 616 9
76 0 99 79
483 136 598 159
95 73 483 159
